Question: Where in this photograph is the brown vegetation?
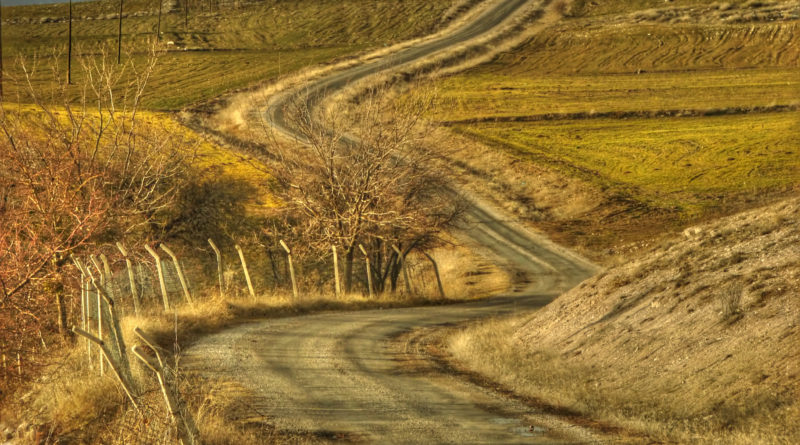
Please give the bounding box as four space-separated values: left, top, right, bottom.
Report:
267 88 463 295
0 43 191 396
448 197 800 443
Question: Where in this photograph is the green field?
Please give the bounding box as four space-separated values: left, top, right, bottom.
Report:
421 0 799 230
455 112 800 214
435 68 799 122
2 0 455 109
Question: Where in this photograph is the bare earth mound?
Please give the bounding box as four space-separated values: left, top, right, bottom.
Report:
514 196 800 441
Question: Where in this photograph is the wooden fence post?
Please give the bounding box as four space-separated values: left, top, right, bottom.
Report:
332 245 341 298
392 245 412 295
359 244 374 298
280 240 298 299
208 239 224 296
160 243 193 305
235 245 256 300
422 251 446 299
116 242 141 316
145 245 170 312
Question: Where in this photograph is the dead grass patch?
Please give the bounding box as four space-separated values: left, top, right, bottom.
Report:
448 197 800 443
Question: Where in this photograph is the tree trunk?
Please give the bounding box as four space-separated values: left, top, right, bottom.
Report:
344 245 355 294
56 294 70 340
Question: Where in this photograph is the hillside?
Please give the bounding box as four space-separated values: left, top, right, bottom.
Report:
449 196 800 443
411 0 800 261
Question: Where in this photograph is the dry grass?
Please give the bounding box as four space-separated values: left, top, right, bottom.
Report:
8 240 508 442
2 0 458 110
123 241 511 349
448 197 800 443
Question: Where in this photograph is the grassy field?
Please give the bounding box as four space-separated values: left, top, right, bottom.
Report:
414 0 799 254
2 0 455 109
435 69 799 121
455 112 800 214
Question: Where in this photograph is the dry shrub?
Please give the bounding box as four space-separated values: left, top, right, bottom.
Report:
719 282 743 320
0 40 197 403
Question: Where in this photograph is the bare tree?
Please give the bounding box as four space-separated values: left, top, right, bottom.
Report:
0 41 189 383
269 88 461 294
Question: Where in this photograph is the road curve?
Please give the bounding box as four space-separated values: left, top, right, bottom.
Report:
187 0 600 443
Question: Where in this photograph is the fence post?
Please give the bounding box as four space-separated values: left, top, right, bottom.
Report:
235 245 256 299
92 279 133 385
132 346 197 444
72 327 139 410
71 257 91 363
208 239 224 296
145 245 170 312
116 242 141 316
99 254 115 298
280 240 298 299
85 267 105 375
160 243 193 305
332 245 341 298
422 251 446 299
359 244 374 298
89 255 105 285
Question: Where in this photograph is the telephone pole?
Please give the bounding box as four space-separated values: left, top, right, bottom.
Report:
68 0 73 83
117 0 124 64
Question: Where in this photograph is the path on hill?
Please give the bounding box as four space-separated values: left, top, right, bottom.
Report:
186 0 601 442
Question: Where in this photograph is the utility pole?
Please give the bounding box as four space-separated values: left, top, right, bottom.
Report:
117 0 123 64
68 0 72 83
156 0 162 40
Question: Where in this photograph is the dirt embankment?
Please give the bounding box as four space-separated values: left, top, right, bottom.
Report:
511 196 800 440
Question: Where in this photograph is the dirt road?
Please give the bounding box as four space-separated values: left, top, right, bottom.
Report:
186 0 601 442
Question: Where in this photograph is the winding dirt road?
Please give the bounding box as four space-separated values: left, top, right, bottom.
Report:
186 0 601 442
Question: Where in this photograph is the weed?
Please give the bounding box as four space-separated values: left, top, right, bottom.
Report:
720 282 744 320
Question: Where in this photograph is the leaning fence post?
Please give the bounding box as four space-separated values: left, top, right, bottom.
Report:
116 242 141 316
359 244 374 298
145 245 171 312
332 245 341 298
92 279 133 385
235 245 256 300
280 240 298 299
72 327 138 410
99 254 115 299
422 251 446 299
132 346 197 445
160 243 193 305
89 255 105 285
208 239 224 296
392 245 412 295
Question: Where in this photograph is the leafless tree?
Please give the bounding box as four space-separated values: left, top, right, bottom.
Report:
269 88 462 294
0 40 189 383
